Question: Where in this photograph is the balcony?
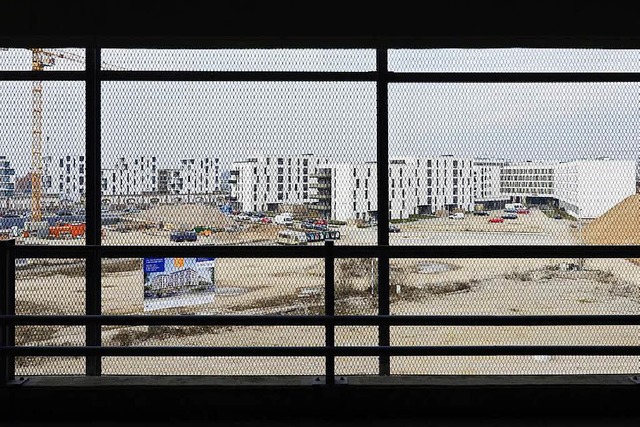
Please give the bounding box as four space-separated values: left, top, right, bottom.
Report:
308 182 331 189
312 193 331 200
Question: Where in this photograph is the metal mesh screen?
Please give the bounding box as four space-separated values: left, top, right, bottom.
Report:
14 258 86 375
101 49 376 71
390 258 640 315
389 83 639 244
389 258 640 374
2 46 640 380
101 257 324 375
101 81 376 246
101 257 324 315
0 80 85 244
0 48 86 71
102 356 324 376
388 49 640 72
390 356 639 375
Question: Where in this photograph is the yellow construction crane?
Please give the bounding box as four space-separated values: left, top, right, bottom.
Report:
25 49 122 236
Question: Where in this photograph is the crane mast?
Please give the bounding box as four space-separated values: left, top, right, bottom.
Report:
30 48 52 222
14 48 122 238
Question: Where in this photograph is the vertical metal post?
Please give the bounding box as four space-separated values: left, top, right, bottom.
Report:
85 47 102 376
0 239 6 385
324 239 335 385
1 239 16 383
376 47 391 376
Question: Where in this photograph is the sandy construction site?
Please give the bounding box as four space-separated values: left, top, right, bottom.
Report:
11 199 640 377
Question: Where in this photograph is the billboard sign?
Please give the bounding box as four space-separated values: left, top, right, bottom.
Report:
143 257 216 311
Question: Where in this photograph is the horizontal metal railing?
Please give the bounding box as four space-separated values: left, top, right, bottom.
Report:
3 238 640 385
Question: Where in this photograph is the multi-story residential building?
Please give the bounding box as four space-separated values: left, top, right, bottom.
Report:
500 158 635 218
101 156 158 196
499 162 555 202
310 156 474 222
157 168 180 195
389 158 417 220
554 158 636 218
308 166 333 219
42 154 86 201
314 162 378 222
430 155 474 214
158 158 221 195
229 154 327 213
0 156 16 199
472 158 511 209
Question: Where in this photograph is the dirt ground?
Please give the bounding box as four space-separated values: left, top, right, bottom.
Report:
11 205 640 376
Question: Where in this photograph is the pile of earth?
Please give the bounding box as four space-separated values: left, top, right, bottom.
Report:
582 194 640 264
123 204 235 229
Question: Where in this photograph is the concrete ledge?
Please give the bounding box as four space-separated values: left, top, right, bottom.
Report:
2 375 640 422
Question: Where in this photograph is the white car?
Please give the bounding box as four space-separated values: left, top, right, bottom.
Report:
448 212 464 220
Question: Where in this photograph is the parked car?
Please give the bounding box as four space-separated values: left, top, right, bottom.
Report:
449 212 464 220
314 219 328 226
305 231 324 242
501 213 518 220
516 208 530 214
488 217 504 223
170 230 197 242
301 221 314 229
553 214 563 220
389 224 401 233
170 231 185 242
260 217 273 224
473 210 489 216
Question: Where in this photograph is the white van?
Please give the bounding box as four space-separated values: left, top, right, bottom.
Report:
505 203 524 211
274 212 293 226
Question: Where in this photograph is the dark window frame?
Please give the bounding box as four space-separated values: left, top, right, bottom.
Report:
0 37 639 405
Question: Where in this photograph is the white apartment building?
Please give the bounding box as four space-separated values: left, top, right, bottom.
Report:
0 156 16 199
320 163 378 222
42 154 86 201
473 158 510 208
310 156 474 222
500 162 555 201
158 157 221 195
101 156 158 196
229 154 328 213
500 158 635 219
430 155 474 214
554 158 636 218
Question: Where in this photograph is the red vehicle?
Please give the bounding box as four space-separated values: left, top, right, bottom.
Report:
488 217 504 223
261 217 273 224
516 208 530 214
314 219 328 226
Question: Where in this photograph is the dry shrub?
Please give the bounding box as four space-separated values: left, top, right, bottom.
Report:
109 325 231 346
609 283 640 301
504 271 533 281
335 258 378 298
16 325 59 345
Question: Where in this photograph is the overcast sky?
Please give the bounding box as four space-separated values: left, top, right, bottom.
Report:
1 48 639 175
